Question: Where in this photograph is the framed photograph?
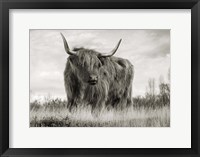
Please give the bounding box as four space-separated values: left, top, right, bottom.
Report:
0 0 199 156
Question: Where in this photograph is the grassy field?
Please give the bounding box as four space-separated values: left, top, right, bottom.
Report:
30 98 170 127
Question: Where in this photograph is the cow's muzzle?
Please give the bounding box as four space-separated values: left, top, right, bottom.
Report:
88 75 98 85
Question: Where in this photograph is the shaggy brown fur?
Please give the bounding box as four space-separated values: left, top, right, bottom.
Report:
64 47 134 111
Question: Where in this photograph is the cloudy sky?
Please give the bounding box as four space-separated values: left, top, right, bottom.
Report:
30 29 170 101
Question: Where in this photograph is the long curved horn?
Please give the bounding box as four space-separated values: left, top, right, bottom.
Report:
99 39 122 57
60 33 76 55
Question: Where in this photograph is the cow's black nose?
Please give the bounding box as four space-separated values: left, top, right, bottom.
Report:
88 75 98 85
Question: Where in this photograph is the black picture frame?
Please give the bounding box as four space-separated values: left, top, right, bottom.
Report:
0 0 200 156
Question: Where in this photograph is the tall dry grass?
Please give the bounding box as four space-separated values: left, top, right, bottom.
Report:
30 98 170 127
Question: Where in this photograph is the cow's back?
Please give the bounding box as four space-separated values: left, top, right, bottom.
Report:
100 56 134 107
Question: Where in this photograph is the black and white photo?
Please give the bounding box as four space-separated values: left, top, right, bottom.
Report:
30 29 170 127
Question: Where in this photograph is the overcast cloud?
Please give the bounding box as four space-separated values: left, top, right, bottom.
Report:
30 30 170 101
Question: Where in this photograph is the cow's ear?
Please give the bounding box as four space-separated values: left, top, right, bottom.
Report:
68 56 75 63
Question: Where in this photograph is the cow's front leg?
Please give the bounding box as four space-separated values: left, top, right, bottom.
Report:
67 97 80 112
67 98 75 112
91 99 105 117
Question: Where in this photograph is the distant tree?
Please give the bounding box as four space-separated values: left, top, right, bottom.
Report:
158 74 170 106
147 78 156 96
133 70 170 109
145 78 156 107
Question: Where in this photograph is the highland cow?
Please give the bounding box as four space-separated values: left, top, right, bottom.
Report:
60 33 134 112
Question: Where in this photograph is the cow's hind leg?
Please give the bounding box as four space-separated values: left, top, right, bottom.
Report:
126 86 133 107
